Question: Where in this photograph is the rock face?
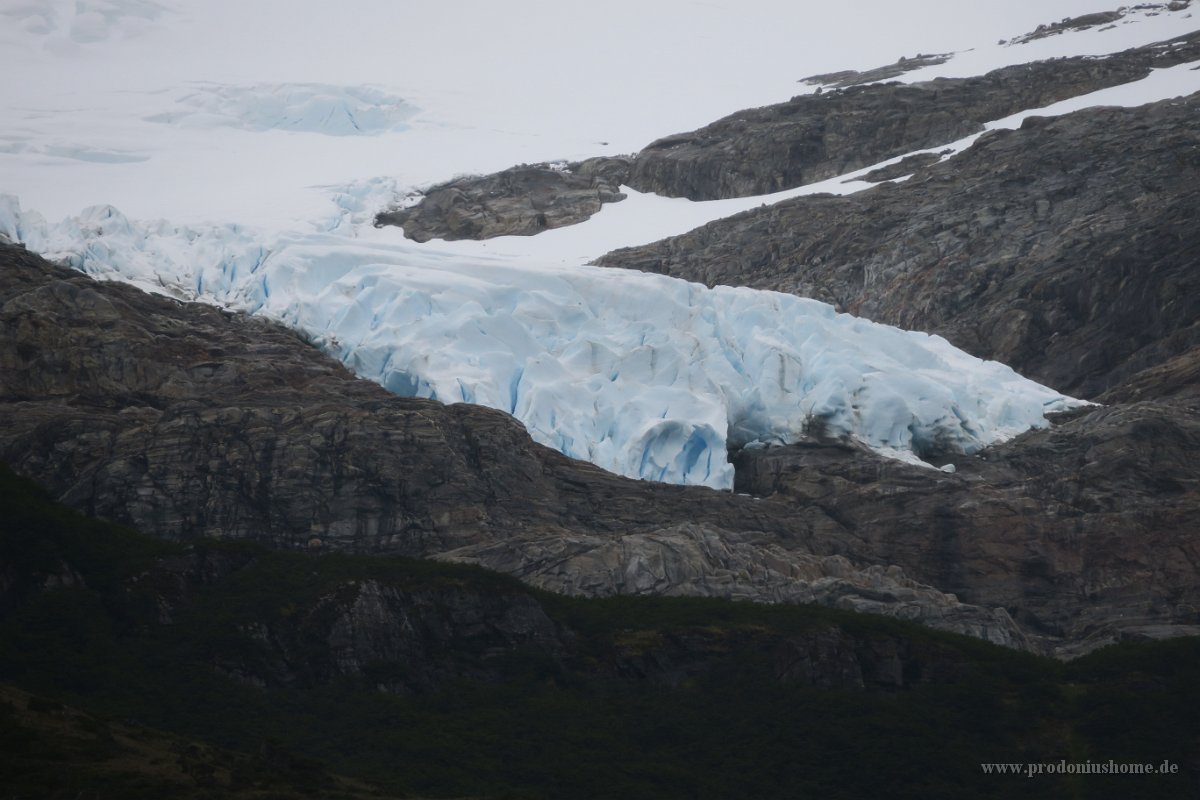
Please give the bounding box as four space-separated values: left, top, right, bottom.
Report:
732 396 1200 658
600 95 1200 400
857 151 944 183
1004 5 1194 46
1 514 971 695
374 157 630 241
799 53 951 90
623 31 1200 200
3 242 1200 656
439 523 1024 647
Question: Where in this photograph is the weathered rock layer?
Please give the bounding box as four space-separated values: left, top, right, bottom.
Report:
624 30 1200 200
375 158 630 241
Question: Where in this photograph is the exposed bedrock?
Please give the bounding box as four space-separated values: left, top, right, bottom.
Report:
374 157 631 241
624 30 1200 200
732 394 1200 658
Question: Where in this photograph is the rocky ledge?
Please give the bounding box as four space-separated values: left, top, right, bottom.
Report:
374 157 631 241
1005 3 1193 46
625 29 1200 200
732 391 1200 659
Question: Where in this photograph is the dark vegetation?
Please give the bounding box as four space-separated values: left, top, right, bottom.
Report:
2 464 1200 798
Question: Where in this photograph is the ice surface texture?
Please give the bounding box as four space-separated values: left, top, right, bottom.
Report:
2 196 1083 489
146 84 418 136
2 0 167 43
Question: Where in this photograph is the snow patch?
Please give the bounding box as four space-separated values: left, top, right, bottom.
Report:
0 135 147 163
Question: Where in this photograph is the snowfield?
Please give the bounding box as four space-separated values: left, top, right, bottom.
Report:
2 0 1197 487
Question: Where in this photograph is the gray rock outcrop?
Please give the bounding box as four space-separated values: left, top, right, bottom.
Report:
799 53 951 89
624 30 1200 200
731 395 1200 658
374 157 631 241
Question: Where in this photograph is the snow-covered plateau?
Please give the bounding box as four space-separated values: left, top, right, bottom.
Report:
3 1 1198 488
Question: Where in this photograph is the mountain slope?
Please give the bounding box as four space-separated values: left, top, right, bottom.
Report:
621 29 1200 201
4 462 1200 799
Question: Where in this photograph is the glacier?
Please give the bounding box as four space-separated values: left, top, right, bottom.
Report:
1 195 1086 490
145 83 418 136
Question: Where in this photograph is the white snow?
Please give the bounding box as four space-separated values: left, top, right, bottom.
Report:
2 1 1196 488
2 0 167 45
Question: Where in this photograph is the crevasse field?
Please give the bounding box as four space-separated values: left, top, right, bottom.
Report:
3 1 1198 489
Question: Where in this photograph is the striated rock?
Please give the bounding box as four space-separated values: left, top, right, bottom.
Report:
732 397 1200 658
374 157 630 241
599 94 1200 399
800 53 952 89
437 524 1027 648
624 30 1200 200
856 151 944 183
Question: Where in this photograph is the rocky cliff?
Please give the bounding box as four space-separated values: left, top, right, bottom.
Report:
19 467 1196 800
732 396 1200 657
3 511 964 696
375 157 631 241
624 30 1200 200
